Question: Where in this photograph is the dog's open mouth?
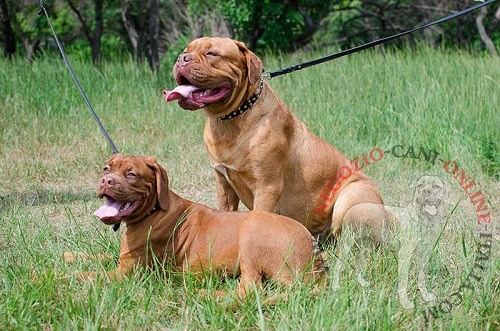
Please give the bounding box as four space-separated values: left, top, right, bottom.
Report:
163 76 230 110
423 199 441 216
94 196 142 224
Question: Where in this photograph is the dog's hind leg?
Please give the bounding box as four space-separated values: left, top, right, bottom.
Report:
330 200 392 290
414 229 437 303
330 250 346 291
237 261 264 303
417 269 436 302
329 227 371 290
397 236 416 310
416 246 436 303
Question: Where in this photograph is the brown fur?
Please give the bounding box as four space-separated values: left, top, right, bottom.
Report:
171 37 397 243
68 154 325 302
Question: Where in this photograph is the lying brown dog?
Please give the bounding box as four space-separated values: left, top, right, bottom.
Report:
163 37 396 244
72 154 325 301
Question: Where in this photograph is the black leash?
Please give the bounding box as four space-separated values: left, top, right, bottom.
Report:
37 1 119 155
37 0 121 232
265 0 497 79
38 0 495 234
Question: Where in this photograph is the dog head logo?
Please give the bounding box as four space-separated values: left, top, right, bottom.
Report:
411 175 447 217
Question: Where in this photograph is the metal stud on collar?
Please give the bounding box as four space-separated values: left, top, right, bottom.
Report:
218 77 265 121
146 203 160 217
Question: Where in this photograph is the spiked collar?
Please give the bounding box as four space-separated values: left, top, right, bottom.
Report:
217 77 264 121
111 201 160 232
146 202 160 217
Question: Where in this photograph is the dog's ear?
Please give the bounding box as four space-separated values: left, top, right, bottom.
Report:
144 156 170 211
437 176 448 200
410 176 421 195
234 40 262 85
105 153 121 165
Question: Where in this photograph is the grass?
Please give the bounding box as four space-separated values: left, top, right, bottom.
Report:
0 45 499 330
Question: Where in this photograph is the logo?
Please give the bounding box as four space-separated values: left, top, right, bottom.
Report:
315 144 494 322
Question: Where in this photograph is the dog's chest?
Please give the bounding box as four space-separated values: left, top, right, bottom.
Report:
213 163 238 185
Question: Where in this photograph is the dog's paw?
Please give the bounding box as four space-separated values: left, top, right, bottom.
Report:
330 277 342 291
419 288 436 302
62 271 98 282
63 252 79 264
398 292 415 310
357 273 370 287
63 251 113 264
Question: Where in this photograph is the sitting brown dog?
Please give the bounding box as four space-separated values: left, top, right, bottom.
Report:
73 154 325 301
163 37 396 244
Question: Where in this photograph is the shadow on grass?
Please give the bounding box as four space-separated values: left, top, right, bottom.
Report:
0 188 95 210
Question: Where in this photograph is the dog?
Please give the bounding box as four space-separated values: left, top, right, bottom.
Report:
163 37 396 246
386 175 447 310
66 154 326 303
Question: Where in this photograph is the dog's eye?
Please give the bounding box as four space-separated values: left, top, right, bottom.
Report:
206 51 218 57
103 166 110 173
126 172 137 178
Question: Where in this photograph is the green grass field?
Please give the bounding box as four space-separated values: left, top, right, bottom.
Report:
0 46 499 330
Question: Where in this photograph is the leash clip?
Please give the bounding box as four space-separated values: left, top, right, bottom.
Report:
261 71 271 81
37 0 45 15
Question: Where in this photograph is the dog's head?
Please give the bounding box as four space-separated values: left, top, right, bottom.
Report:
94 154 170 225
412 175 446 217
163 37 263 118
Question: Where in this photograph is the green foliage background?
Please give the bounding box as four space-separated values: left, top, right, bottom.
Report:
1 0 499 63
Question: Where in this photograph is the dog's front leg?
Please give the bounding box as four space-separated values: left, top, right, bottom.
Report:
215 170 240 211
252 180 283 213
397 236 416 310
63 251 122 281
63 252 113 264
64 253 134 282
416 247 436 303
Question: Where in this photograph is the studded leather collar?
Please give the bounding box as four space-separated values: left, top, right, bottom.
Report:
217 77 264 121
147 202 160 217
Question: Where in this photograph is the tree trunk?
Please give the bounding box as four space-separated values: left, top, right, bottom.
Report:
246 3 264 50
147 0 159 71
292 6 319 48
121 0 160 71
120 1 139 59
0 0 16 58
91 0 104 64
476 6 498 57
10 9 39 62
137 1 147 63
66 0 103 64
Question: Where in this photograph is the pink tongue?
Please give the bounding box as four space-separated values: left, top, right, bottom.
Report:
94 200 122 219
163 85 200 102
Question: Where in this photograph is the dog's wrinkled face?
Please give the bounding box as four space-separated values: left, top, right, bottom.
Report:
94 154 169 225
413 175 446 217
163 37 262 117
